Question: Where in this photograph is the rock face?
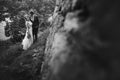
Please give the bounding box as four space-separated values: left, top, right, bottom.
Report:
43 0 120 80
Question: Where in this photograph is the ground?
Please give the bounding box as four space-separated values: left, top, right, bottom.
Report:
0 28 49 80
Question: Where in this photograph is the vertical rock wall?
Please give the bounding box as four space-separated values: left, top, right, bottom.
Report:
43 0 120 80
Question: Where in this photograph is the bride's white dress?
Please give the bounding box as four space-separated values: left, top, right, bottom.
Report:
22 21 33 50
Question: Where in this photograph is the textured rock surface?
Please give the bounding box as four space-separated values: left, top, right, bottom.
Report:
43 0 120 80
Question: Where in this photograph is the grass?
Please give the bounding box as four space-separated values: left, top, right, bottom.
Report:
0 28 49 80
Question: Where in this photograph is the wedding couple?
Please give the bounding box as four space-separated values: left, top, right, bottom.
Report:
22 11 39 50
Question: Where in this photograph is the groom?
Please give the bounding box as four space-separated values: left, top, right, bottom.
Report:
30 11 39 42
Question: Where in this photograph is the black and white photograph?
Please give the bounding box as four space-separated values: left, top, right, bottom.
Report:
0 0 120 80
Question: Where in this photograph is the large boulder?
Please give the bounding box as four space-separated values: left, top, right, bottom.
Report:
43 0 120 80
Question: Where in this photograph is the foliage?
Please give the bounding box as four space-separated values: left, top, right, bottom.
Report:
0 0 55 16
0 0 55 42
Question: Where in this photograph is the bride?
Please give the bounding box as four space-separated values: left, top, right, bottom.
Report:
22 14 33 50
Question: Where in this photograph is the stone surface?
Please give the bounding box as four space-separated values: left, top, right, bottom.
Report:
43 0 120 80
